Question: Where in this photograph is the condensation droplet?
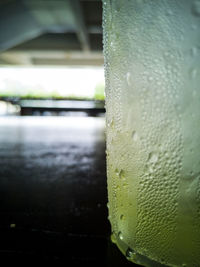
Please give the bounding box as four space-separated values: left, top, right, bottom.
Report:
123 182 128 188
115 168 119 176
119 169 125 179
111 232 117 244
190 68 198 79
126 72 131 86
118 231 123 240
166 9 173 16
108 118 114 128
191 24 197 30
191 47 198 56
148 151 159 163
126 247 136 259
132 131 138 141
115 0 123 12
120 214 125 220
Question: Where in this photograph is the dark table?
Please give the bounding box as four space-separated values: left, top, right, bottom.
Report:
0 116 138 266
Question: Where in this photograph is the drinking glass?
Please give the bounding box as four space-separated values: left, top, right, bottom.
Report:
103 0 200 266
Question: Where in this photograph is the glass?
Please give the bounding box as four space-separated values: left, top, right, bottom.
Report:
103 0 200 266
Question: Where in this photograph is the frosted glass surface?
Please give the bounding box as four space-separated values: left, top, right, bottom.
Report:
103 0 200 266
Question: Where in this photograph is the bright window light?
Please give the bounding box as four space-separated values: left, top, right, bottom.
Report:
0 66 105 100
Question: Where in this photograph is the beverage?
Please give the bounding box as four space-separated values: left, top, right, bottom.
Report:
103 0 200 266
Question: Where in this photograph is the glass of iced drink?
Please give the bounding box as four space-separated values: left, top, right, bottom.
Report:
103 0 200 266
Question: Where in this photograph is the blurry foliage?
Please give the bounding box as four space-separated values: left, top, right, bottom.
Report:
94 82 105 100
0 81 105 101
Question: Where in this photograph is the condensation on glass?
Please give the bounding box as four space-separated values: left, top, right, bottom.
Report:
103 0 200 266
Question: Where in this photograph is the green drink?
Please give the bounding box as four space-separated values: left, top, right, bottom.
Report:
103 0 200 266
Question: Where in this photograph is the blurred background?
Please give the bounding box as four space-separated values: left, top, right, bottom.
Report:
0 0 135 266
0 0 105 116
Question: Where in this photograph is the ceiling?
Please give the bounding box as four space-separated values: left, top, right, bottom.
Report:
0 0 103 66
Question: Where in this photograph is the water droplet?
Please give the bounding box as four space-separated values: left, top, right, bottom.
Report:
192 0 200 16
132 131 138 141
111 232 117 244
189 170 194 176
126 72 131 86
110 119 114 128
139 182 145 187
126 247 136 259
148 76 153 81
191 24 197 30
122 182 128 188
119 169 125 179
115 168 120 176
148 152 158 163
166 9 173 16
118 231 123 240
116 184 121 191
115 0 123 12
190 68 198 79
191 47 198 56
120 214 125 220
107 118 114 128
